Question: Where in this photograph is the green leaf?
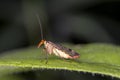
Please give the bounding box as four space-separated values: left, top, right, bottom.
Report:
0 43 120 78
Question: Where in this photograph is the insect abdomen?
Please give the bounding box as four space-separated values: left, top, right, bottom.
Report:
44 41 79 59
53 48 72 58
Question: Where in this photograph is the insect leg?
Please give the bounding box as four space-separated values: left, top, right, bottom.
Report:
43 48 48 64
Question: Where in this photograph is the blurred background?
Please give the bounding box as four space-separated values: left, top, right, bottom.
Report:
0 0 120 53
0 0 120 80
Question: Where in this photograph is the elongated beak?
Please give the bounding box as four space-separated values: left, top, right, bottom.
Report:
37 40 45 48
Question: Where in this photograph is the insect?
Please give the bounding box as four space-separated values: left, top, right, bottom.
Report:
36 14 80 63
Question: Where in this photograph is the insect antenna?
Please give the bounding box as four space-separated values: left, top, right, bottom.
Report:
36 14 48 63
36 14 46 48
36 14 44 40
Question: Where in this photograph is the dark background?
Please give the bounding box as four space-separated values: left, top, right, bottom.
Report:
0 0 120 52
0 0 120 80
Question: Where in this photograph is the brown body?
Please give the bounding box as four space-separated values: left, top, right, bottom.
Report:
38 40 79 59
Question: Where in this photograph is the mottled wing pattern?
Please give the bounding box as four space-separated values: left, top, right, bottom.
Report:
47 41 79 57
